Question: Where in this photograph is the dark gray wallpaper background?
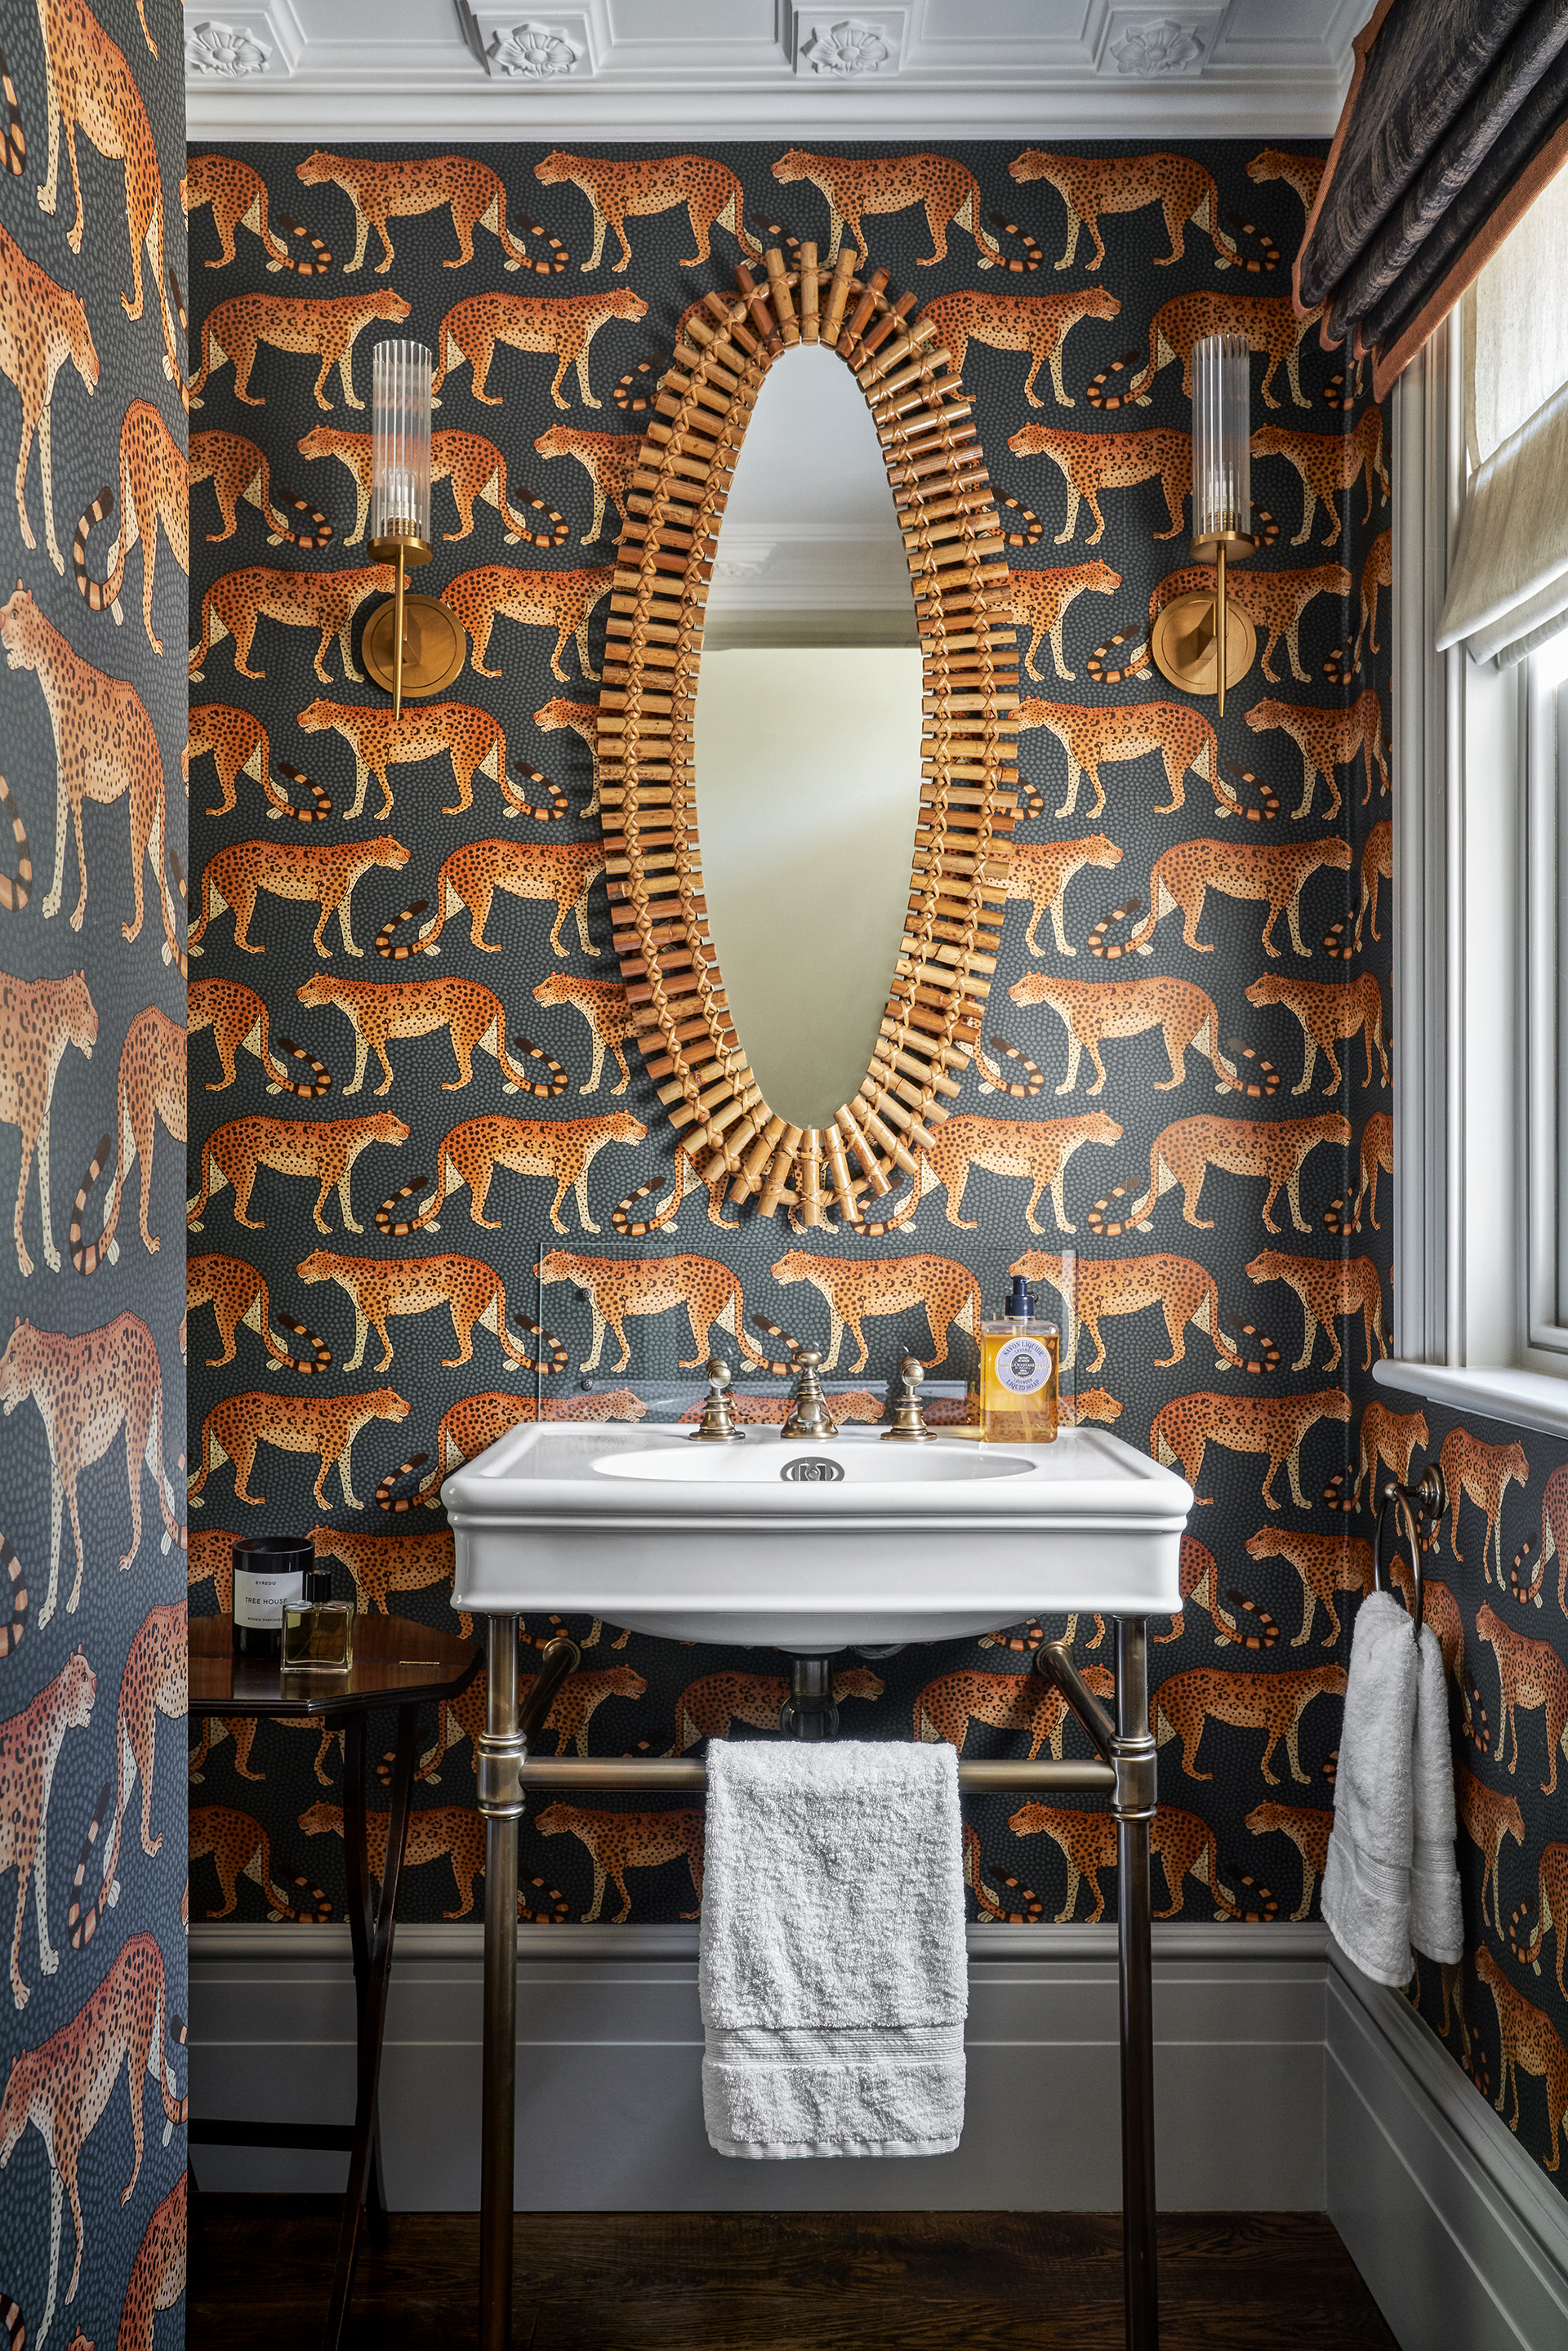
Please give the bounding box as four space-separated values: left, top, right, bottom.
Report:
0 0 189 2340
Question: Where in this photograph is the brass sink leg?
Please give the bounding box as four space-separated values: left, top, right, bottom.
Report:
1041 1622 1160 2349
478 1614 519 2351
1115 1619 1159 2351
477 1622 577 2351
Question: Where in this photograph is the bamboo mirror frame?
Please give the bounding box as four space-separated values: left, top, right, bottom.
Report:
600 246 1019 1227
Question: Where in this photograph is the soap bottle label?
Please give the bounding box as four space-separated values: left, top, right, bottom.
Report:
993 1336 1054 1396
978 1321 1059 1443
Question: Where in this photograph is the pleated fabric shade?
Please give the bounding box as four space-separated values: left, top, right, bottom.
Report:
1295 0 1568 401
1437 168 1568 667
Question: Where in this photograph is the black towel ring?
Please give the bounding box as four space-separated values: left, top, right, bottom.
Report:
1373 1463 1447 1643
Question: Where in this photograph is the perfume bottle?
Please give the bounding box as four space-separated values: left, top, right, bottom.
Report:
281 1565 354 1672
979 1274 1059 1445
232 1535 313 1659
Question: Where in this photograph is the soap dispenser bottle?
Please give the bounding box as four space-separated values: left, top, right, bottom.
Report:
979 1275 1059 1445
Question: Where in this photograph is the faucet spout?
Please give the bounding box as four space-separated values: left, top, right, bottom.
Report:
781 1347 839 1440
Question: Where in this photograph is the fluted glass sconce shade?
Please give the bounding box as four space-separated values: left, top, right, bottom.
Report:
1191 333 1251 550
370 341 432 548
1149 331 1259 714
363 338 465 715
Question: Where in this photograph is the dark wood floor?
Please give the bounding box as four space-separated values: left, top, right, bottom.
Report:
188 2202 1401 2349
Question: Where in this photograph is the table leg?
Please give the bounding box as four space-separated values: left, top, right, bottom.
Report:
479 1614 522 2351
1115 1619 1160 2351
367 2113 391 2250
341 1713 380 2237
323 1700 420 2351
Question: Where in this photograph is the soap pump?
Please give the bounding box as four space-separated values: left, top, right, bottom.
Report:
979 1274 1059 1444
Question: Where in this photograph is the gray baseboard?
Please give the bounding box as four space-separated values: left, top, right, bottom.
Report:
189 1919 1568 2348
1325 1948 1568 2351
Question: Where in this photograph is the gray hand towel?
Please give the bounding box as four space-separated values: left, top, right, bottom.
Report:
1410 1620 1463 1965
1322 1591 1419 1984
699 1739 967 2160
1322 1592 1463 1984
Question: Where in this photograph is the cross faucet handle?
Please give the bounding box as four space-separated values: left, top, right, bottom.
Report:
883 1356 934 1444
689 1353 745 1443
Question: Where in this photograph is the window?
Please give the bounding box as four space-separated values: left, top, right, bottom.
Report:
1384 180 1568 1440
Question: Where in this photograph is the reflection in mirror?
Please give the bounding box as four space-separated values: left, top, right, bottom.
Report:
697 345 923 1133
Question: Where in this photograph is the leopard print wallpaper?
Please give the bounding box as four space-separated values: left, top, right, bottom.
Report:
0 0 190 2339
176 128 1568 2207
1393 1397 1568 2189
170 133 1540 2199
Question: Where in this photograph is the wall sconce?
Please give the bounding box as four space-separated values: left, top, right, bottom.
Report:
362 341 464 715
1150 332 1258 716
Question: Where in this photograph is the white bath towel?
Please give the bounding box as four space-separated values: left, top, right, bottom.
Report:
1322 1592 1463 1984
699 1739 967 2160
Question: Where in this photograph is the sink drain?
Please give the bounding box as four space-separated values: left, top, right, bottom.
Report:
780 1455 844 1483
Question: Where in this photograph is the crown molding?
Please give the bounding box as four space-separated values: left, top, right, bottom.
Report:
187 0 1356 140
185 71 1352 140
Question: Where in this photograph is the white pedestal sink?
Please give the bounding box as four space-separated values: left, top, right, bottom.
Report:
445 1416 1192 2351
443 1423 1192 1650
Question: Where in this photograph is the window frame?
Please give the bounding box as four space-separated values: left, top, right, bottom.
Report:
1532 652 1568 1353
1380 317 1568 1438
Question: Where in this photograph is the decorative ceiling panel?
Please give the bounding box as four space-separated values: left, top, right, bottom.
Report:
187 0 1361 138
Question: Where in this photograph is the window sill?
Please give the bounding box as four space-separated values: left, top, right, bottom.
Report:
1374 1358 1568 1441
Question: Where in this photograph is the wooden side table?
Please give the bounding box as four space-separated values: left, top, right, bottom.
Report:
189 1613 479 2351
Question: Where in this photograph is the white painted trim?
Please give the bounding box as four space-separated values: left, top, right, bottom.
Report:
1326 1949 1568 2351
1391 328 1459 1363
184 75 1353 141
1525 649 1568 1354
1526 648 1563 1352
1390 303 1568 1394
188 1917 1332 1965
1374 1357 1568 1444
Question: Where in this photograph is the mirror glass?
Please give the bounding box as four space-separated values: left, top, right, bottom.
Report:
696 345 924 1133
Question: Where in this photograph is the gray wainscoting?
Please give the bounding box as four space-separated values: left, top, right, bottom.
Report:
190 1921 1326 2210
1327 1948 1568 2351
190 1921 1568 2346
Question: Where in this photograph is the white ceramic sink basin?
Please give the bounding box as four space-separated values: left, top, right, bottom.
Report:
444 1424 1192 1650
593 1441 1031 1486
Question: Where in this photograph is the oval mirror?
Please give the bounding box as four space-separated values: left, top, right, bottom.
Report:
697 344 924 1133
599 253 1018 1224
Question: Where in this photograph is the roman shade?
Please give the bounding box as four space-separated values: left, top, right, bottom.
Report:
1296 0 1568 403
1437 167 1568 666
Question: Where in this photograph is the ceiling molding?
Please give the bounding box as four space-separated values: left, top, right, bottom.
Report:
185 0 304 81
788 10 911 80
461 8 599 78
185 0 1358 141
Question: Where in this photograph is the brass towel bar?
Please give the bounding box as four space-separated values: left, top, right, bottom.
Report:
517 1755 1117 1794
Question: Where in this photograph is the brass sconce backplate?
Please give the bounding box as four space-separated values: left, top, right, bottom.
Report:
1150 590 1256 697
362 592 466 699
